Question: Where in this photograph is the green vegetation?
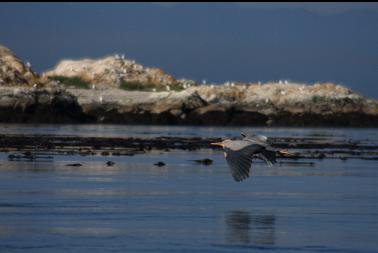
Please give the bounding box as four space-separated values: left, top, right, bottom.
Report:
120 81 156 91
48 77 186 92
311 95 329 103
170 83 184 91
120 80 184 92
48 76 90 89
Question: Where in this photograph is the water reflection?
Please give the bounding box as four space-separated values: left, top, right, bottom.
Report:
224 211 275 245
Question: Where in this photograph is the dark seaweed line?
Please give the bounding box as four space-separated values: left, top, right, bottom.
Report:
1 134 378 161
0 134 377 150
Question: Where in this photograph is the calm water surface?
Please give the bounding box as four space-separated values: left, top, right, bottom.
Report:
0 125 377 252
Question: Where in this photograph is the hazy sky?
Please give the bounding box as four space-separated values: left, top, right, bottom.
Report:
1 3 377 98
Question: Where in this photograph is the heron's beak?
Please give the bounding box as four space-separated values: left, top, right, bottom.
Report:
278 149 296 157
210 142 224 147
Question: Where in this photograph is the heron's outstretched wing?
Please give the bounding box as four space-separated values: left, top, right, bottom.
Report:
241 132 271 148
241 132 268 142
224 144 263 182
258 150 277 167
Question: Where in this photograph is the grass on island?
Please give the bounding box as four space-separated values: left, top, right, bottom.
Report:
120 81 156 91
47 77 185 92
120 80 184 92
170 83 184 91
311 95 330 103
48 76 90 89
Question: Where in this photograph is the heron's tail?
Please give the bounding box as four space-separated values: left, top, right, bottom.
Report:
260 150 277 167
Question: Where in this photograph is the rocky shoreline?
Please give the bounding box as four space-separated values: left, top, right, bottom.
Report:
1 85 377 126
1 44 378 126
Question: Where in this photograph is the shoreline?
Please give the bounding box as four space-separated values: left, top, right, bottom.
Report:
1 86 378 127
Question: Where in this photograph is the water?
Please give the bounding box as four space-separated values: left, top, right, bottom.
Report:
1 123 378 140
0 125 378 253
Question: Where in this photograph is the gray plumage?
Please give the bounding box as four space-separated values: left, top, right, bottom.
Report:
211 133 277 182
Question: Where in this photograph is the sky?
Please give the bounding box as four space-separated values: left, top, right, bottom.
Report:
0 3 377 98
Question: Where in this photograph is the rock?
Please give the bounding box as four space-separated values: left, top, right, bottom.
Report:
106 161 115 166
45 55 178 89
8 154 17 160
67 88 207 124
0 87 89 123
151 89 207 114
189 104 231 125
193 158 213 165
65 163 82 167
154 161 165 167
0 45 40 87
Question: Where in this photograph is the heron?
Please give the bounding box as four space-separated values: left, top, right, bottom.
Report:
211 132 292 182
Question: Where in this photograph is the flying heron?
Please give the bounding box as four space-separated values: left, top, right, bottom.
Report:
211 132 292 182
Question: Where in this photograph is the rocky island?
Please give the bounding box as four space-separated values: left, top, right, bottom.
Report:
1 44 377 126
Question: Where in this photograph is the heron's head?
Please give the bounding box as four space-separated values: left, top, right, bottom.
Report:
210 139 232 148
